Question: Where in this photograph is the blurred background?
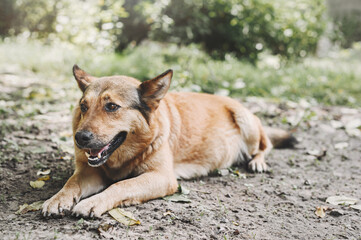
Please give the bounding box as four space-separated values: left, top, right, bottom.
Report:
0 0 360 107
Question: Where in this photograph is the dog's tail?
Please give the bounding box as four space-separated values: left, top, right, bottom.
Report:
264 127 297 149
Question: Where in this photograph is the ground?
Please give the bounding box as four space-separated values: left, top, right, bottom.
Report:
0 70 360 240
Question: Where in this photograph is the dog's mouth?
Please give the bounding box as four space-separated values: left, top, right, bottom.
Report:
84 131 127 167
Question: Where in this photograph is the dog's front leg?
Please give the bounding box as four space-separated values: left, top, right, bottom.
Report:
42 163 107 216
72 148 178 218
72 169 177 218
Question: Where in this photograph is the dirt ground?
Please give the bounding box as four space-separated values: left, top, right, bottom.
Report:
0 70 360 240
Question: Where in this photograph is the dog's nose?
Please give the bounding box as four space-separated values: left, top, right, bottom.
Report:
75 131 94 147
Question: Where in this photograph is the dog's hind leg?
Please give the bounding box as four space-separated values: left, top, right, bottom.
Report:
231 107 272 172
246 114 272 172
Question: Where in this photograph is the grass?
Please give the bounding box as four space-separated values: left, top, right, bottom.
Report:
0 39 360 107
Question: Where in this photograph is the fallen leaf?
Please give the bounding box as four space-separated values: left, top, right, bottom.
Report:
60 155 72 160
315 206 330 218
108 208 140 226
232 170 247 179
29 180 45 189
16 201 43 214
326 196 358 206
244 183 254 188
164 184 192 202
178 184 190 195
163 210 173 217
36 169 51 176
37 175 50 181
163 193 191 203
98 223 115 239
350 205 361 211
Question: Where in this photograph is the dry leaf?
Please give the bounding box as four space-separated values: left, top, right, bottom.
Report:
37 175 50 181
350 205 361 211
36 169 51 176
16 201 43 214
98 223 115 239
30 180 45 189
108 208 140 226
163 211 173 217
164 184 191 203
326 196 358 206
163 193 191 203
315 206 330 218
233 170 247 179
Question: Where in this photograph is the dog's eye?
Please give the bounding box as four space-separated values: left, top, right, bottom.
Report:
80 103 88 113
105 102 120 112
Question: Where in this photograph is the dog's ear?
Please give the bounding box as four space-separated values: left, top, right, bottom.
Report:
73 64 96 92
139 69 172 111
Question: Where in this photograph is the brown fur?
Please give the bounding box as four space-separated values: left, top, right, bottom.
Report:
42 66 294 218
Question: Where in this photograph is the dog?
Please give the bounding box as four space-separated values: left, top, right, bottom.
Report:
42 66 295 218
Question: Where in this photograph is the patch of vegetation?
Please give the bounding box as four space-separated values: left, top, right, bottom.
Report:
0 40 360 107
0 0 326 61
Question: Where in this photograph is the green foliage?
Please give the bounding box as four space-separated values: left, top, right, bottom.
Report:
0 0 57 37
149 0 275 61
268 0 326 58
0 0 16 36
332 14 361 48
0 0 327 61
328 0 361 48
1 40 360 107
119 0 326 61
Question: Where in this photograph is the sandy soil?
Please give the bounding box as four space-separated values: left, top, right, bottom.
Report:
0 71 360 240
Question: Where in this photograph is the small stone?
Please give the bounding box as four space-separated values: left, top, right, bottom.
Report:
7 214 17 220
334 142 348 150
220 217 229 223
218 169 229 176
329 209 344 217
217 226 226 233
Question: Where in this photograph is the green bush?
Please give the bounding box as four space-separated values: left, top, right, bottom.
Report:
117 0 326 61
332 14 361 48
1 0 327 61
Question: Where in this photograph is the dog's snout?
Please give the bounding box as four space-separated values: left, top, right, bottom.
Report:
75 131 94 147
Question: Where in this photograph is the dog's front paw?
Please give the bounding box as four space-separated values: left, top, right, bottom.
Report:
72 196 107 218
248 158 267 173
42 192 78 217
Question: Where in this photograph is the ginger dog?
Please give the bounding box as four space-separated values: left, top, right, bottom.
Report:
42 66 295 217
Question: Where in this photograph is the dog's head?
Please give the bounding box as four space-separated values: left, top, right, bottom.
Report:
72 65 172 167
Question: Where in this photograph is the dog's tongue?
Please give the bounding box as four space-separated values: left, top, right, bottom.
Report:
90 149 102 156
90 144 110 157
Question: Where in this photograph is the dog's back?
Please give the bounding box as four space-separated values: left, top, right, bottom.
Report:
160 92 266 178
